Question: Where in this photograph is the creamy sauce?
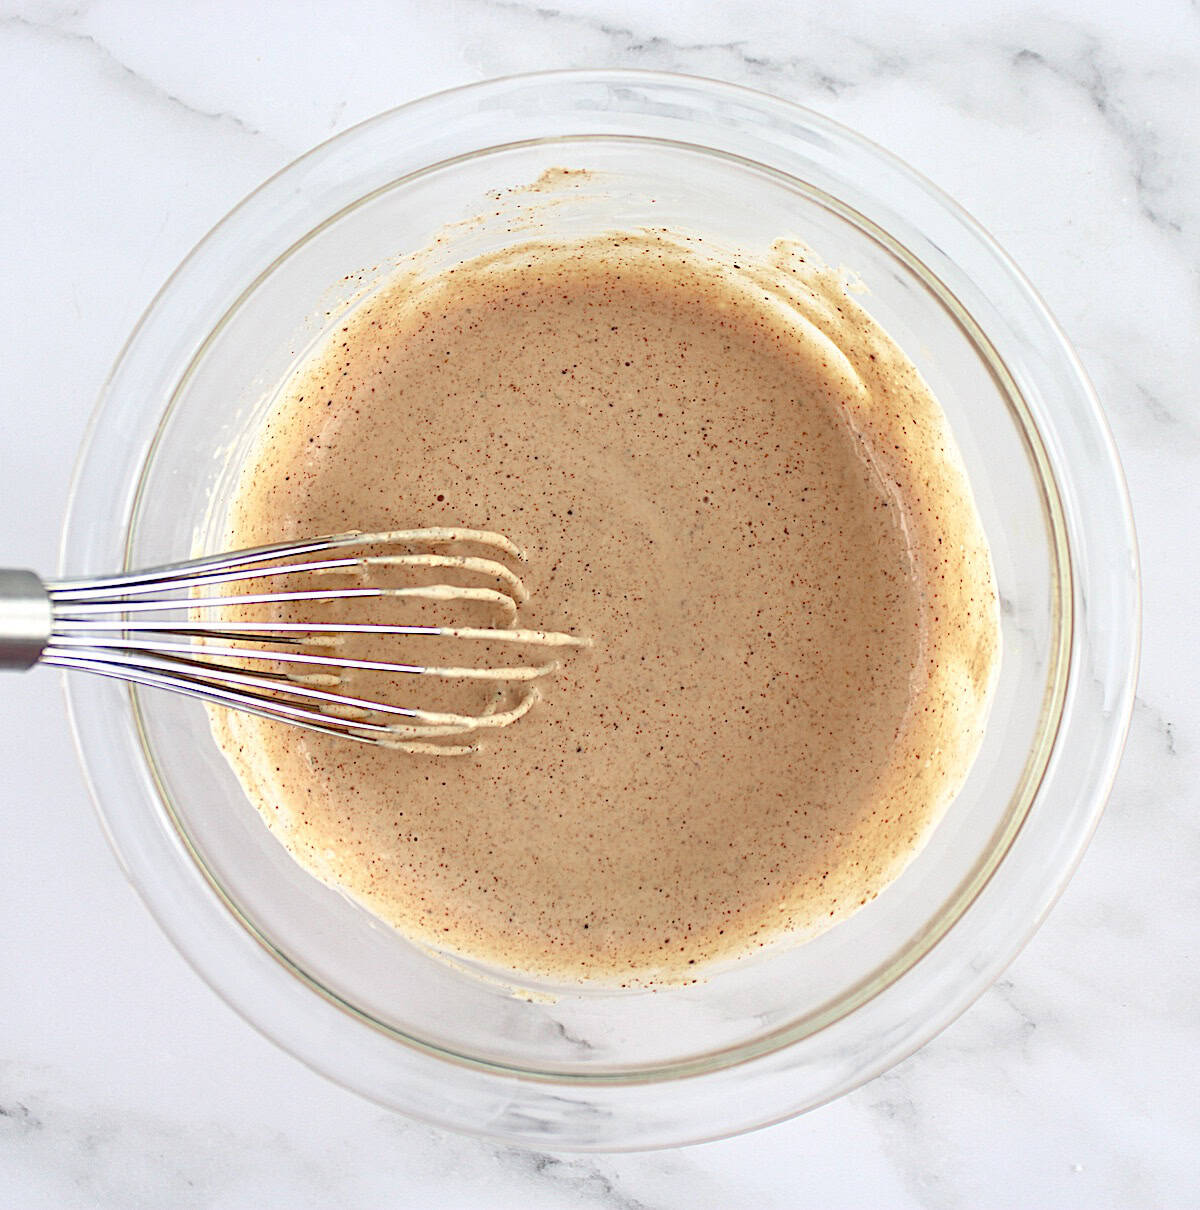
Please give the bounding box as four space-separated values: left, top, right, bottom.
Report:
214 229 999 986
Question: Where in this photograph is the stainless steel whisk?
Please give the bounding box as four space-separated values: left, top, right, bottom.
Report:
0 529 585 754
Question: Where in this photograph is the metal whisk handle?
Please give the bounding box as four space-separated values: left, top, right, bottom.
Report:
0 569 51 670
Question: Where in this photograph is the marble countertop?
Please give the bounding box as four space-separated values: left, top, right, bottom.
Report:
1 1 1195 1206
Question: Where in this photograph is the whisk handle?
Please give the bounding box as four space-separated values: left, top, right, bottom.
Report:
0 569 51 670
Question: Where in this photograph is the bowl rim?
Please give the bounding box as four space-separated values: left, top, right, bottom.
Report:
60 68 1141 1149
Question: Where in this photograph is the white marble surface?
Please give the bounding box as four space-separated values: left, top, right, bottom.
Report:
0 0 1195 1205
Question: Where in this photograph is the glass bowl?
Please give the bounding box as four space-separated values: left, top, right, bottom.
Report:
61 71 1139 1150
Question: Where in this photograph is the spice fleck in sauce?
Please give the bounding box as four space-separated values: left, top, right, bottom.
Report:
214 230 999 986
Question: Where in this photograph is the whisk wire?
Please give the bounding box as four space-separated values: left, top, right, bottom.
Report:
6 529 585 751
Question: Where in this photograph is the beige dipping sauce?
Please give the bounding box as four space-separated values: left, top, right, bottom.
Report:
215 229 999 986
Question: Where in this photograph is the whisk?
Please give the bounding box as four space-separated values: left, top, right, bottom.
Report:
0 529 585 754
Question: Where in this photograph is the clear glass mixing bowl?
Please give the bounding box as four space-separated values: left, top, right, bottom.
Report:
61 71 1139 1149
